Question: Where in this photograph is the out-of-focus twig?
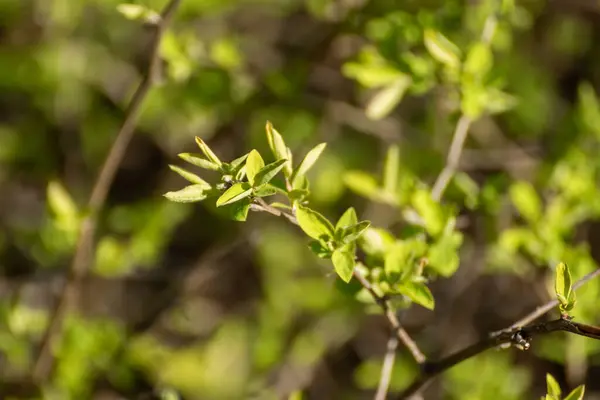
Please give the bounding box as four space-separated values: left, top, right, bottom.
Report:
375 336 399 400
31 0 182 382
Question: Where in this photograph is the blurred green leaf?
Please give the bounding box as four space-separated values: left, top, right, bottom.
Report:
383 144 400 195
385 241 412 280
116 3 159 23
332 248 355 283
564 385 585 400
344 171 384 201
397 281 434 310
366 77 411 120
47 180 78 221
509 181 542 224
216 183 252 207
424 29 462 69
546 373 561 399
296 205 334 241
359 227 396 257
178 153 221 171
168 165 210 185
309 240 332 259
428 232 463 277
164 184 210 203
411 190 445 237
464 42 493 78
246 150 265 187
484 88 518 115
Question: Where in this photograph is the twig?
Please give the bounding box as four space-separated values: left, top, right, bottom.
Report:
430 11 499 202
397 317 600 399
31 0 182 382
250 199 426 364
375 336 399 400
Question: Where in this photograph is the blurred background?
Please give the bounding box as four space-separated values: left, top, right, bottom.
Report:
2 0 600 399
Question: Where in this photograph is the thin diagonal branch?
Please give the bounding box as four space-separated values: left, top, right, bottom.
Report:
251 199 426 364
32 0 182 382
376 336 399 400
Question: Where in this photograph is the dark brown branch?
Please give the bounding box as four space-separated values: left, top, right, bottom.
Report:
251 199 426 364
31 0 182 382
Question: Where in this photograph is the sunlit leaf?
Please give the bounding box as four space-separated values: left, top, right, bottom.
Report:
332 249 355 283
546 373 561 399
178 153 220 171
383 144 400 195
254 159 287 187
509 181 542 224
266 121 292 177
195 137 222 167
339 221 371 244
47 180 78 219
168 165 210 186
428 232 463 277
336 207 358 232
464 42 493 78
366 77 411 120
424 29 462 69
554 262 573 311
164 184 210 203
292 143 327 186
216 183 252 207
564 385 585 400
296 205 334 241
246 150 265 187
220 198 251 221
397 282 435 310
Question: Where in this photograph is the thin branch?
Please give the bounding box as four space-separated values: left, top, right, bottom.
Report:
31 0 182 382
250 199 426 364
397 317 600 399
430 11 499 202
375 336 399 400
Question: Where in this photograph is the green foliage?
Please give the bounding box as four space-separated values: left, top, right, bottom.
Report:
554 262 576 314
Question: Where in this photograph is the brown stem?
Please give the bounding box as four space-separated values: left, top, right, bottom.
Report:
31 0 182 382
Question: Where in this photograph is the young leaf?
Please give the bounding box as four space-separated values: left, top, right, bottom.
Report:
397 281 435 310
229 152 250 172
164 184 210 203
178 153 220 171
366 77 411 120
424 29 462 69
554 262 572 310
339 221 371 244
411 190 445 237
168 165 210 185
383 144 400 195
216 182 252 207
47 181 78 219
254 184 279 198
253 159 287 187
427 232 463 277
266 121 292 177
336 207 358 232
509 181 542 224
343 171 382 201
332 248 355 283
246 150 265 187
309 240 332 259
564 385 585 400
195 137 222 167
385 241 411 278
292 143 327 186
464 42 493 78
358 227 395 257
296 205 334 241
546 373 561 399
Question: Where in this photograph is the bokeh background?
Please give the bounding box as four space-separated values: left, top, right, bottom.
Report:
2 0 600 399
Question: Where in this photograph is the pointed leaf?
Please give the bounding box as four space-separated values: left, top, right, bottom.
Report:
336 207 358 232
220 197 251 221
366 77 410 120
292 143 327 186
254 184 279 198
340 221 371 244
246 150 265 187
554 262 572 309
428 232 463 277
509 181 542 224
546 374 561 399
296 205 334 241
424 29 462 69
164 184 209 203
344 171 382 201
254 159 287 187
411 190 445 237
216 182 252 207
178 153 220 171
332 249 355 283
564 385 585 400
383 144 400 195
398 282 435 310
168 165 210 185
195 137 222 167
266 121 292 177
47 180 78 219
230 152 249 171
464 42 493 78
309 240 332 259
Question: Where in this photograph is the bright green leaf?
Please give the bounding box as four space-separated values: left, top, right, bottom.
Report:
336 207 358 232
385 241 412 278
116 3 159 22
216 183 252 207
383 144 400 195
342 61 405 88
254 159 287 187
164 184 210 203
246 150 265 187
428 232 463 277
47 180 78 219
195 137 222 167
397 282 435 310
510 181 542 224
178 153 220 171
411 190 445 237
229 153 249 172
546 373 561 399
564 385 585 400
344 171 383 201
332 249 355 283
554 262 572 310
365 76 411 120
424 29 462 69
266 121 292 177
340 221 371 244
464 42 493 78
254 184 279 198
358 227 395 257
292 143 327 186
296 205 334 241
485 89 518 115
168 165 210 186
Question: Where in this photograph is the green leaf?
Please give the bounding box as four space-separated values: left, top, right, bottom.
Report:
358 227 395 257
365 77 411 120
246 150 265 187
344 171 383 201
309 240 332 259
424 29 462 69
168 165 210 185
47 180 78 219
428 232 463 277
411 190 445 237
336 207 358 232
178 153 220 171
164 184 210 203
254 159 287 187
564 385 585 400
332 249 355 283
116 4 159 22
339 221 371 244
216 183 252 207
342 61 405 88
266 121 292 177
229 153 249 172
509 181 542 224
546 373 561 399
195 137 222 167
292 143 327 186
383 144 400 195
296 205 334 241
254 184 279 198
554 262 573 310
397 282 435 310
219 197 251 221
385 241 412 279
464 42 493 78
485 89 518 115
